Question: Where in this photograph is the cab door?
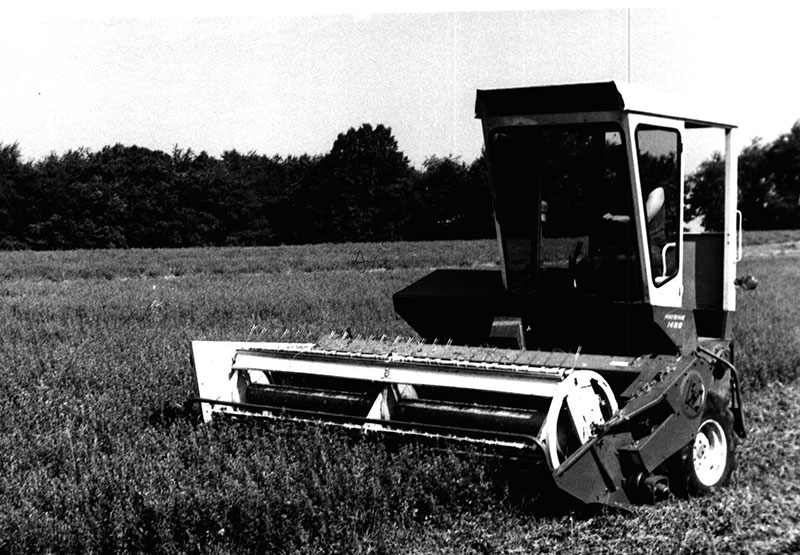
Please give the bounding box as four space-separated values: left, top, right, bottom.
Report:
625 115 685 308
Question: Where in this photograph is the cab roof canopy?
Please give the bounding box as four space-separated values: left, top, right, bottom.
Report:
475 80 736 130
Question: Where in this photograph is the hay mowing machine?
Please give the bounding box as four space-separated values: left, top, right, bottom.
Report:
191 81 753 508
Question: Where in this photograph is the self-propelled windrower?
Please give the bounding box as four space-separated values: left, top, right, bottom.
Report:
191 81 753 509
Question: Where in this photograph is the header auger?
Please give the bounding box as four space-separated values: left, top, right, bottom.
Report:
192 81 749 509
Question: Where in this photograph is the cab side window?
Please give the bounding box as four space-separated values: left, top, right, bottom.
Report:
635 126 681 285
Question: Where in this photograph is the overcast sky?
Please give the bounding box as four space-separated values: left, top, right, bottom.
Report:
1 3 798 170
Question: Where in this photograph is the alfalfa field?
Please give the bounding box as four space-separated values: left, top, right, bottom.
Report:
0 232 798 554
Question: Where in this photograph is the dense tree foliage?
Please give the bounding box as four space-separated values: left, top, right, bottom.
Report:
0 125 491 249
0 124 495 250
295 124 413 242
402 154 493 240
1 119 798 250
686 122 800 231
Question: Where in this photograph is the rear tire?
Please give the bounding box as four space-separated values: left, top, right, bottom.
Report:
670 393 736 496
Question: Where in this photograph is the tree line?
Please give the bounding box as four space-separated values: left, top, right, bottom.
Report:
0 124 491 250
0 121 798 250
686 121 800 231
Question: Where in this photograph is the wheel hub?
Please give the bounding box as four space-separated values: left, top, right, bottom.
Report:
693 418 727 487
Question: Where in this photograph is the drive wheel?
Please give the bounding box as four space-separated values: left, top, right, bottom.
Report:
670 393 736 496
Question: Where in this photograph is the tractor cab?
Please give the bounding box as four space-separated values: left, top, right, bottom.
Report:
487 119 675 303
395 81 739 357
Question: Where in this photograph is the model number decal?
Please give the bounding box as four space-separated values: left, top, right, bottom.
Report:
665 313 685 330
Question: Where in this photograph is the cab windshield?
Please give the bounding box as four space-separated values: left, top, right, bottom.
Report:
489 123 642 299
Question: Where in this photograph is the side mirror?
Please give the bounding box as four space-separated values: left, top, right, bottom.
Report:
734 274 758 290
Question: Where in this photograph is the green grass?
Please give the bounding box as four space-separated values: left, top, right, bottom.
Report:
734 254 800 388
0 240 500 281
0 234 797 554
742 229 800 246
